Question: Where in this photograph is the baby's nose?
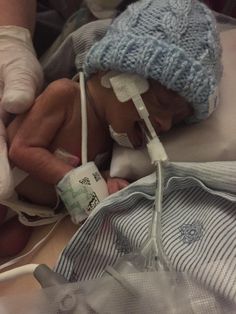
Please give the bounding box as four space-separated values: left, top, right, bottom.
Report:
154 115 173 133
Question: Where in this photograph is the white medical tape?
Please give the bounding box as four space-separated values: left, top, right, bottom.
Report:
109 73 149 102
110 74 168 163
101 71 120 88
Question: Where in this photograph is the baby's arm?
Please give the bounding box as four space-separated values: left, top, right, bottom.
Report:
8 79 79 185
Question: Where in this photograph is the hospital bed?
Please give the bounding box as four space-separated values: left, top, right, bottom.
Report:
1 17 236 305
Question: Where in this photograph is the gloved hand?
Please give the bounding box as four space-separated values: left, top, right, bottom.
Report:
0 26 43 114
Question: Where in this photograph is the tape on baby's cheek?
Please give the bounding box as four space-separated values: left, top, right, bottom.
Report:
101 71 118 88
109 73 149 102
109 125 134 149
102 73 151 148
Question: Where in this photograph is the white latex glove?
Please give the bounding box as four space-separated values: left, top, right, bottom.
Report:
0 26 43 114
86 0 123 18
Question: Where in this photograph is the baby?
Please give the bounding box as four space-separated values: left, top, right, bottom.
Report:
0 0 221 257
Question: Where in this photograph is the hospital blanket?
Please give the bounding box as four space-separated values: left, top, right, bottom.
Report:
55 161 236 303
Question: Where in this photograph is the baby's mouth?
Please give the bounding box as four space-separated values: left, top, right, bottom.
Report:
129 121 146 148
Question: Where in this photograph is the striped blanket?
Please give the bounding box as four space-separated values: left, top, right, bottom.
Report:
55 161 236 303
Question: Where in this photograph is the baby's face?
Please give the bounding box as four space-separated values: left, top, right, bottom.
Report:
88 72 193 148
145 79 193 133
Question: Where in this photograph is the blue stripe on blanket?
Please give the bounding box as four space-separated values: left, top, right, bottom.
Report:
55 161 236 302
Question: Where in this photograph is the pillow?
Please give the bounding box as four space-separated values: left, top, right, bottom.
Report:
110 29 236 181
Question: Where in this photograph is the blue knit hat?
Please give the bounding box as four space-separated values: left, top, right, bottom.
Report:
84 0 222 122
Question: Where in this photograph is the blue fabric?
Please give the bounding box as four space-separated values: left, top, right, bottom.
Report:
84 0 222 122
55 161 236 303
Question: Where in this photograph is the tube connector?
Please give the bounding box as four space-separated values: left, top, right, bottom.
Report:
33 264 69 288
147 137 168 164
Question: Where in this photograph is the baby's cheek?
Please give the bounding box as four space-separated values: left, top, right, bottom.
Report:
107 177 129 194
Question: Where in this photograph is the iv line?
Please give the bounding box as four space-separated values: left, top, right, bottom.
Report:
79 71 88 165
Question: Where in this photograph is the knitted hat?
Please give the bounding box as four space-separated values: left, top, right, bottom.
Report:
84 0 222 122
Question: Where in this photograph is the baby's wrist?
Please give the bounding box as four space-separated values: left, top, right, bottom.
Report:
55 165 74 185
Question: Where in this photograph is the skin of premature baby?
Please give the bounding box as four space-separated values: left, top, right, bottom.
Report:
6 71 192 208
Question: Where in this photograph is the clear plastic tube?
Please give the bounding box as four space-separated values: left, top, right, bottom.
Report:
140 160 170 271
0 264 38 282
155 161 171 270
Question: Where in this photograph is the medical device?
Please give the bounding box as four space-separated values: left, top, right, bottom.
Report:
109 72 169 270
56 72 109 224
0 72 168 279
0 70 167 268
2 73 232 313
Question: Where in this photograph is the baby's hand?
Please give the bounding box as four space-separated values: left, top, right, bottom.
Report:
107 177 129 195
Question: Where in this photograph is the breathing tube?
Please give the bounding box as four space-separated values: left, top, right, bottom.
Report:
108 72 170 271
1 73 226 314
